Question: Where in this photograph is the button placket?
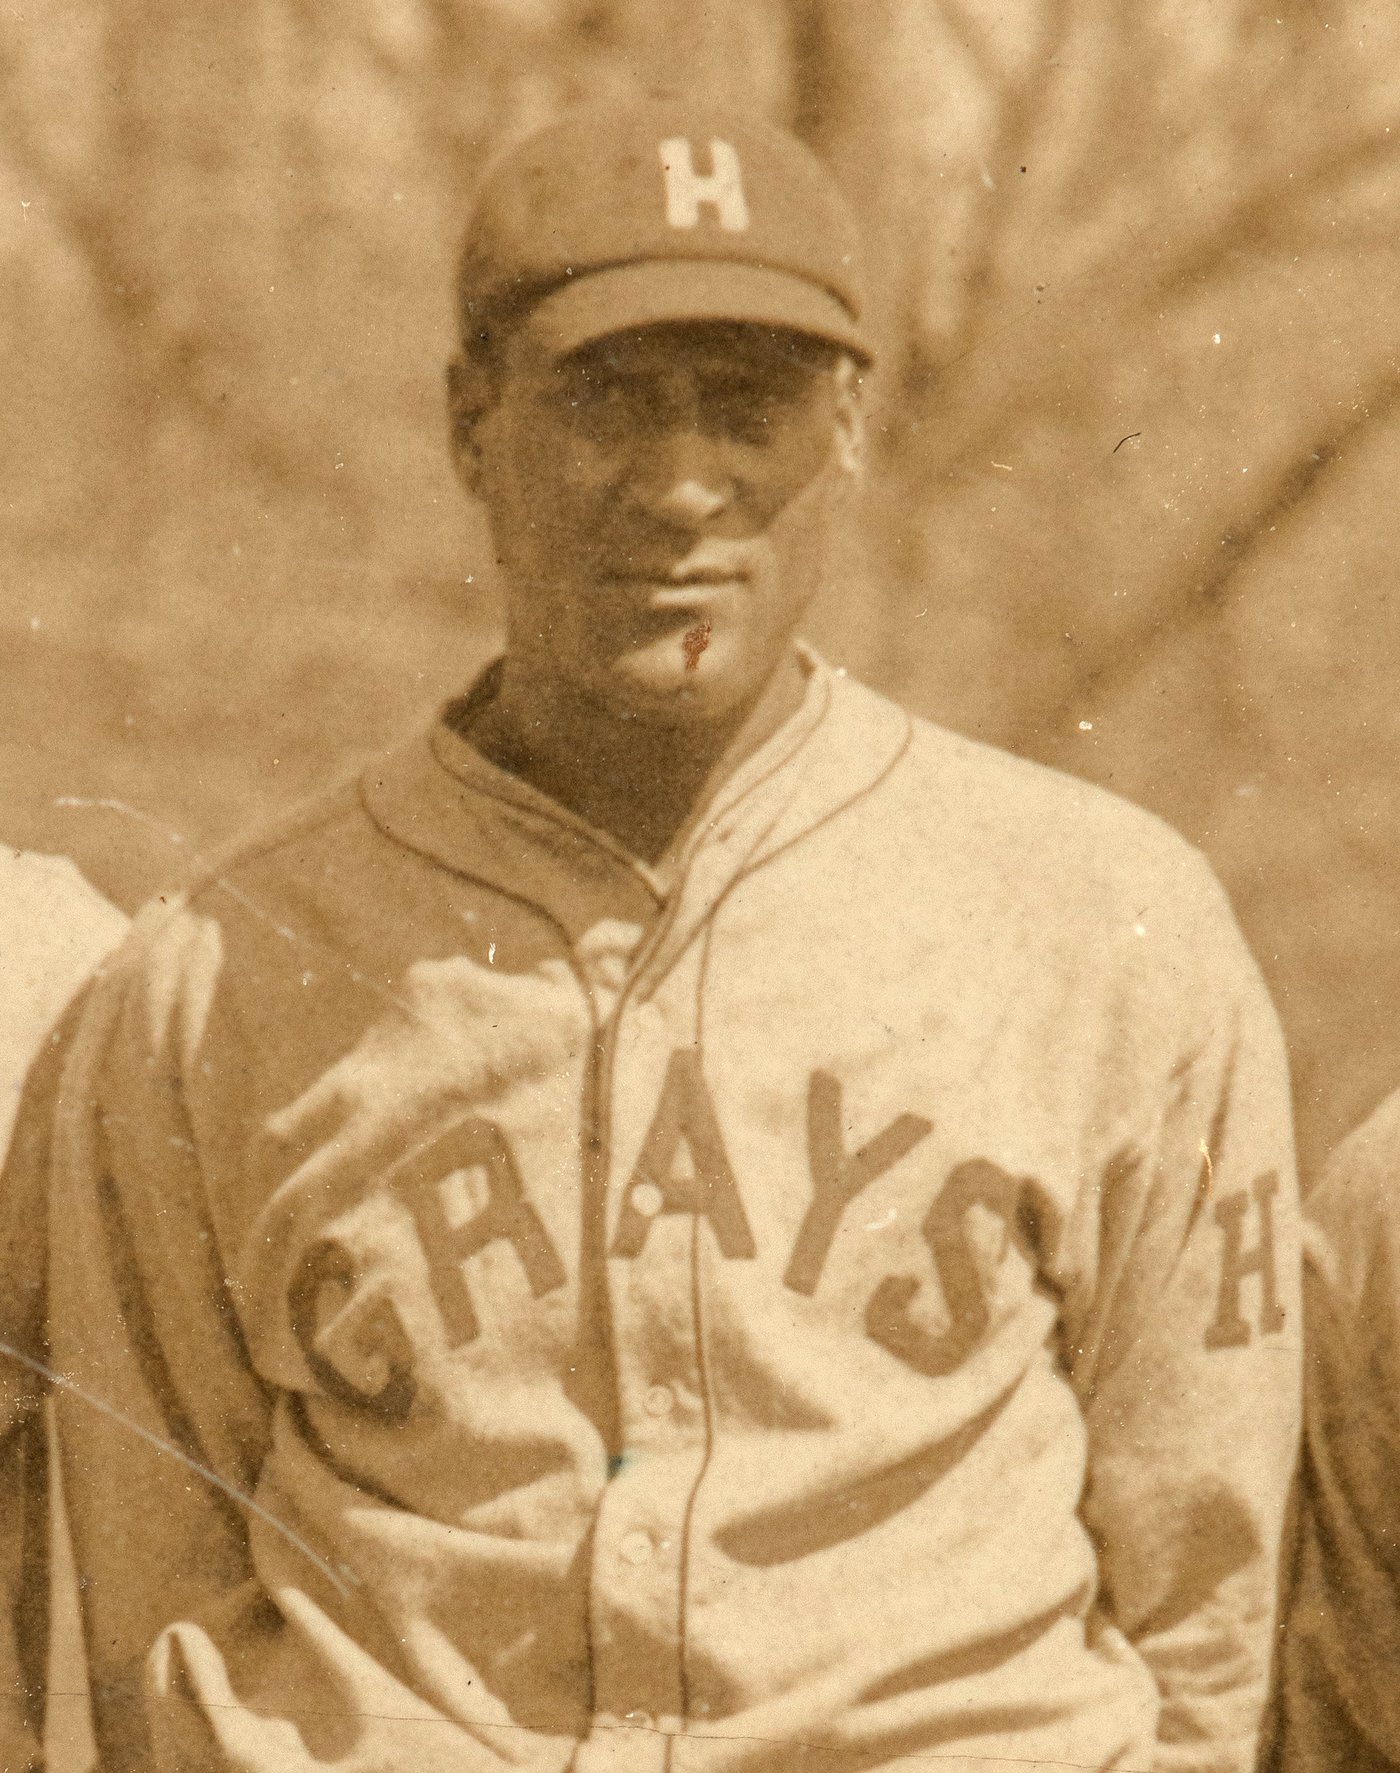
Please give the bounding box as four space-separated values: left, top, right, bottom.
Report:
619 1529 654 1567
629 1181 665 1219
643 1384 674 1417
588 956 713 1741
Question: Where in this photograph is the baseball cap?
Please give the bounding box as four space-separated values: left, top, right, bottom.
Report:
456 99 872 365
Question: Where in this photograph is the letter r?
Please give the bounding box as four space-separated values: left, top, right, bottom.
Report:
399 1119 566 1347
658 137 751 232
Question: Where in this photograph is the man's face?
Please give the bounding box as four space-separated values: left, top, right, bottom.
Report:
455 318 861 728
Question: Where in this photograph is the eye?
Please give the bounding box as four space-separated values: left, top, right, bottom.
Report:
701 369 814 445
704 393 770 445
564 373 653 438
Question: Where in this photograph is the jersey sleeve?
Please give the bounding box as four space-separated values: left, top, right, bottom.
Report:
0 862 127 1772
1268 1091 1400 1772
1065 857 1302 1773
2 903 276 1773
0 998 80 1773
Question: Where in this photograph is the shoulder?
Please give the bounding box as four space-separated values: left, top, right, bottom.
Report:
177 770 370 913
0 848 127 1011
916 709 1206 883
0 849 129 1148
83 735 449 1055
1306 1089 1400 1291
0 846 127 952
48 767 369 1027
838 677 1233 941
126 759 400 960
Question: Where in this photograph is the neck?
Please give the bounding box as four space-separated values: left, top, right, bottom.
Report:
468 650 808 866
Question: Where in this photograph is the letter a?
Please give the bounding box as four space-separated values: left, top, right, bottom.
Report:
613 1049 755 1258
1205 1171 1286 1349
658 137 751 232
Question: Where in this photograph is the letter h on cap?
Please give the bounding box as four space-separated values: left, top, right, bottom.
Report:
658 137 751 232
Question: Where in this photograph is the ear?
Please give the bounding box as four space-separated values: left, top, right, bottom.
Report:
446 356 491 497
831 355 865 478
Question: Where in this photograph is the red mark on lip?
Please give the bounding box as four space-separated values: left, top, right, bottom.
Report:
682 620 712 671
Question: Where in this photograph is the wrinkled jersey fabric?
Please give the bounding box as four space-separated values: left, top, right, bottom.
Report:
1 662 1299 1773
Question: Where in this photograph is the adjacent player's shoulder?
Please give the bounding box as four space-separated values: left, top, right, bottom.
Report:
0 848 129 1145
0 847 128 1006
1306 1087 1400 1283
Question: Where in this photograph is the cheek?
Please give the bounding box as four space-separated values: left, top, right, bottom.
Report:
758 455 847 589
485 439 612 570
741 412 845 531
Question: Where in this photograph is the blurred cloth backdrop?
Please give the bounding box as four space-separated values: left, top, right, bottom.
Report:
3 0 1398 1176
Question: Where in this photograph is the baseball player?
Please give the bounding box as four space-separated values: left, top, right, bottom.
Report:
0 102 1300 1773
1268 1092 1400 1770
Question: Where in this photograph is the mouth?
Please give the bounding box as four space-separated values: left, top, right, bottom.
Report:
606 564 750 611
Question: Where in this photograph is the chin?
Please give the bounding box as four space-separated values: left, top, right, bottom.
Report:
600 640 758 729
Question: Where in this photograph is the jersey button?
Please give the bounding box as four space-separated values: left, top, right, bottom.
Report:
643 1384 673 1417
630 1182 665 1219
619 1530 654 1567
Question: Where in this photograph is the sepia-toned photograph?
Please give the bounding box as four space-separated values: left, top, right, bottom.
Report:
2 5 1397 1769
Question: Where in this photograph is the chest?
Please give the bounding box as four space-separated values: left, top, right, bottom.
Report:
230 862 1117 1421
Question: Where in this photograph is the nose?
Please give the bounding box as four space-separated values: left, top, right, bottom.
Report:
638 415 733 529
660 476 728 524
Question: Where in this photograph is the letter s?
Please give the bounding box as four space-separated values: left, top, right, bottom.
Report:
866 1159 1049 1377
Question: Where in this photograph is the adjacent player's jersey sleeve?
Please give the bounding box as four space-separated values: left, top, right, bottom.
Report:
1064 855 1302 1773
1269 1091 1400 1772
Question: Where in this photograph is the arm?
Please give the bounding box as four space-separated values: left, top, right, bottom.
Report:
41 897 579 1773
1067 864 1301 1773
1269 1095 1400 1773
38 908 274 1772
0 1009 76 1773
0 859 128 1773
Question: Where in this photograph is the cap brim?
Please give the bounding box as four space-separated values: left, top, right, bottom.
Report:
525 259 873 364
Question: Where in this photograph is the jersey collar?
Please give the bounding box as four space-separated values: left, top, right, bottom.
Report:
360 647 908 950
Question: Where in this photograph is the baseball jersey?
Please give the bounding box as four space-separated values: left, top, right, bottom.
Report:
0 657 1299 1773
1270 1090 1400 1771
